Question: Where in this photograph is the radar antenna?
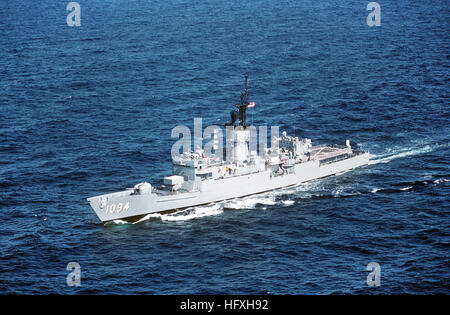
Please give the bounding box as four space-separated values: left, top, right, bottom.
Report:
226 74 252 128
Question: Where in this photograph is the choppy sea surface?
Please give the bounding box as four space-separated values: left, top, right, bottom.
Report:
0 0 448 294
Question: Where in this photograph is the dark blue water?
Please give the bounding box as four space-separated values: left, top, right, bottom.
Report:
0 0 448 294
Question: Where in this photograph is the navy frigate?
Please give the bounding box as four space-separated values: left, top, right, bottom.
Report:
87 75 370 223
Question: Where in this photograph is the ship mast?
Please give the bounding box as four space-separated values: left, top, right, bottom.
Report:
224 74 254 129
238 74 250 128
225 74 251 128
244 73 248 105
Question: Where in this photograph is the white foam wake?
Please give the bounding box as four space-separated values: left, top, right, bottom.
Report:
133 203 223 223
122 192 298 225
223 194 277 209
161 204 223 222
433 178 449 184
281 200 295 206
369 144 437 165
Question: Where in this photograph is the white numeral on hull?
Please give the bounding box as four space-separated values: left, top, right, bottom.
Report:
106 202 129 214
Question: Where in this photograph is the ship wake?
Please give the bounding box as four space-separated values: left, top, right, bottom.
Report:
368 143 442 165
107 141 448 226
108 175 449 226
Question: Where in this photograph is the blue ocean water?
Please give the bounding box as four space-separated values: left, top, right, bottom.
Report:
0 0 448 294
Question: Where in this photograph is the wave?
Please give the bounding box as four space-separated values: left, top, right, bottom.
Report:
332 188 362 197
433 178 449 184
107 204 223 225
131 203 223 224
369 143 439 165
368 176 448 195
160 204 223 222
223 195 277 210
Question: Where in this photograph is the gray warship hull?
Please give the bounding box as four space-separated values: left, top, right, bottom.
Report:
87 150 369 223
87 74 370 223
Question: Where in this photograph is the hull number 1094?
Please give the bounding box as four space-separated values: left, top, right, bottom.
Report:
106 202 130 214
